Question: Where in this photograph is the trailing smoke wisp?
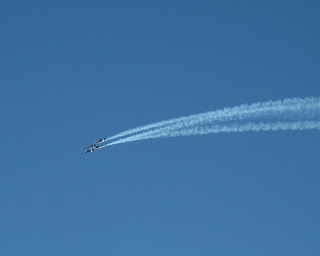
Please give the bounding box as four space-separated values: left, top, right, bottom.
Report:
103 97 320 147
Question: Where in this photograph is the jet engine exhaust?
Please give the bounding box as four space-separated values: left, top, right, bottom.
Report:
100 97 320 148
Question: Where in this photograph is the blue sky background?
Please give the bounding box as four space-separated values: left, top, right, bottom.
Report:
1 0 320 255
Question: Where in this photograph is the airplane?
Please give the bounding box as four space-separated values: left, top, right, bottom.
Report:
95 138 107 144
84 138 107 148
83 148 95 154
82 145 103 154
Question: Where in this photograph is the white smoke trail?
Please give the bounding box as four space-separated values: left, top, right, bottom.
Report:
104 97 320 147
107 97 316 141
105 121 320 146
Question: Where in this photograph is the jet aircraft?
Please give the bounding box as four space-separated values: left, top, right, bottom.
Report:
82 145 103 154
83 148 95 154
84 138 107 148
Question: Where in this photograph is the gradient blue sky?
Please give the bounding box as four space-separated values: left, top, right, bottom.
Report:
1 1 320 255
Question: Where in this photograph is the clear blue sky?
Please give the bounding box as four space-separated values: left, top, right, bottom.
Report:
1 1 320 255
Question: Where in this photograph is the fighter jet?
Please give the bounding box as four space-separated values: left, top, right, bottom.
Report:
83 148 95 154
82 145 103 154
95 138 107 144
84 138 107 148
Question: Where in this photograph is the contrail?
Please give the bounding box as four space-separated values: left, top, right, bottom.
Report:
103 97 320 147
107 97 314 141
